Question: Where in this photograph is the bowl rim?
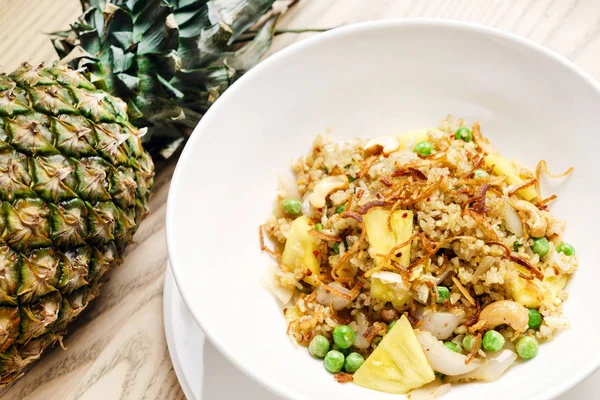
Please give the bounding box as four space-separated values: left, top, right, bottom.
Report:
166 18 600 400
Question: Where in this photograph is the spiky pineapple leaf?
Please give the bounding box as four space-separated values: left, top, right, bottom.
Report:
175 15 205 38
112 31 134 49
174 0 199 8
219 14 278 71
133 1 178 54
208 0 275 42
156 74 184 99
52 0 284 157
116 73 140 93
109 46 134 73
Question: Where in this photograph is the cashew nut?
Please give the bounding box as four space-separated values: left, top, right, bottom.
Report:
511 199 547 238
309 175 349 209
363 136 400 155
478 300 529 332
545 213 566 246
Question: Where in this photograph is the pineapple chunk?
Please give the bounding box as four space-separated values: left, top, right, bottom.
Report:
364 208 413 267
509 276 544 308
370 276 410 308
354 315 435 394
281 216 321 286
397 128 442 149
484 153 537 201
546 274 569 295
365 209 413 308
371 277 396 302
335 263 357 279
392 294 411 309
397 129 429 148
509 272 569 308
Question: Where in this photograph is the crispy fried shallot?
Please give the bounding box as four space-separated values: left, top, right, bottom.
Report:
308 229 341 242
259 224 281 259
332 222 367 281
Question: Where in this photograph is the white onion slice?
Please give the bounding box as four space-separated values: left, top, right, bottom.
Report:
419 312 463 340
316 282 352 311
446 349 517 383
371 271 404 283
350 312 370 349
277 173 300 201
546 250 570 272
301 195 312 216
408 380 451 400
260 264 294 304
434 270 450 285
416 284 430 304
415 330 481 376
503 201 523 237
472 256 496 281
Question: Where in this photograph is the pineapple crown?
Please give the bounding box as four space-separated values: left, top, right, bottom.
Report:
52 0 282 157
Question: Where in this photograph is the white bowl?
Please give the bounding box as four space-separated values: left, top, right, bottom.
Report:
167 20 600 400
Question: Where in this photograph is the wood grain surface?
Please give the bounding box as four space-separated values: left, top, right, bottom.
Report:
1 0 600 399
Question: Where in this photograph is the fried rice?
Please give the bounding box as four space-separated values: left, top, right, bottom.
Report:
260 116 577 393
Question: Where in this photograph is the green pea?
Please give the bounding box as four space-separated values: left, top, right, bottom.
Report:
462 334 476 352
444 342 462 353
557 242 575 256
372 336 383 349
333 242 340 254
531 237 549 257
315 223 323 232
324 350 345 373
386 320 397 333
344 352 365 373
413 141 433 157
308 335 330 358
516 336 539 360
455 127 473 142
336 205 346 214
473 169 489 178
482 330 505 352
333 325 356 349
436 286 450 303
528 309 543 330
513 240 523 252
282 199 302 215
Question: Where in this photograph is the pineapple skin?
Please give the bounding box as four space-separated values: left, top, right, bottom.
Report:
0 63 154 385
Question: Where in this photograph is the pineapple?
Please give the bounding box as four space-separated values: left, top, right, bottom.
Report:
370 272 410 309
281 216 320 286
0 63 154 385
52 0 281 157
509 276 544 308
0 0 287 386
353 315 435 394
363 208 413 267
364 208 413 307
484 153 537 201
396 128 441 149
509 271 569 308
